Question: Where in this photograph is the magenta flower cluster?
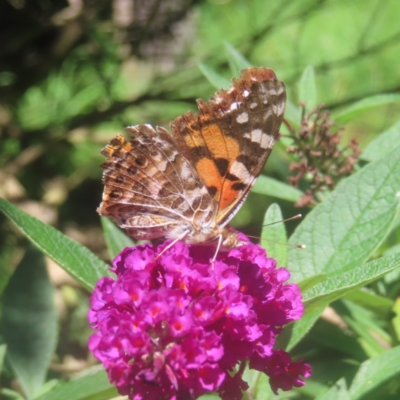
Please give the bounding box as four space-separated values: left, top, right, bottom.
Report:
88 238 311 399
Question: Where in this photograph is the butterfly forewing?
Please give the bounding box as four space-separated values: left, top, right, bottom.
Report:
170 68 286 226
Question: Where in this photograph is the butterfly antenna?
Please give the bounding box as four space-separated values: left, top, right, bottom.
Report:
262 213 302 228
245 214 302 233
246 234 306 249
244 214 305 248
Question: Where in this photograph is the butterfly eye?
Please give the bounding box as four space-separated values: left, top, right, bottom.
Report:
222 232 238 249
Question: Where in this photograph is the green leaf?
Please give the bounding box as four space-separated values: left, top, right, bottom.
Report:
335 94 400 123
0 198 110 291
315 378 349 400
283 249 400 351
341 317 387 358
101 217 135 260
288 143 400 283
278 307 324 351
0 242 16 297
252 175 303 202
198 395 221 400
0 344 6 375
284 100 302 129
198 63 230 89
339 301 390 357
344 288 394 314
393 298 400 342
243 369 273 400
2 247 57 399
261 203 288 267
348 346 400 399
0 388 26 400
224 41 252 77
362 120 400 162
303 253 400 314
297 273 327 293
298 66 317 111
295 379 328 398
34 380 59 399
343 300 391 344
34 365 117 400
308 318 366 360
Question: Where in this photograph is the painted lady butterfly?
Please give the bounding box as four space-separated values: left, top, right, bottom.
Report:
98 68 286 251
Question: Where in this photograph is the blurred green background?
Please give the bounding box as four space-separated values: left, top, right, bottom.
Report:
1 0 400 398
2 0 400 246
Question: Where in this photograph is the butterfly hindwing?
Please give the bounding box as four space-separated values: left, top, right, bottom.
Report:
170 68 286 226
97 126 215 240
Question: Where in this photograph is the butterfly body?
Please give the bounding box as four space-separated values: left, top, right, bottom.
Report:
98 68 286 248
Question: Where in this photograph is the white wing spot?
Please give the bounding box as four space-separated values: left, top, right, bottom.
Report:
215 94 224 103
250 102 258 109
180 165 192 180
200 186 209 195
236 112 249 124
243 89 250 97
230 161 252 184
251 129 263 142
230 102 239 111
191 187 204 199
272 102 285 115
261 133 275 149
275 85 285 95
263 108 273 121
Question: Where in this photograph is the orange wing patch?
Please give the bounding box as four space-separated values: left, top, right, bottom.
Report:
184 122 242 206
195 158 221 191
101 134 133 157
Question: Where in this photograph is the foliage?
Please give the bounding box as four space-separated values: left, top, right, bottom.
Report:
1 0 400 399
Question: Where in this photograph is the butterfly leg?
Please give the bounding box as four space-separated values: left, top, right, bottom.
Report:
154 230 190 261
211 234 223 269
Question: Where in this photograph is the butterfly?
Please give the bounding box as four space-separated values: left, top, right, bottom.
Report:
98 68 286 252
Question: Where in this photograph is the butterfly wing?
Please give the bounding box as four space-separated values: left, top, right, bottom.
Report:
97 125 215 240
170 68 286 227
